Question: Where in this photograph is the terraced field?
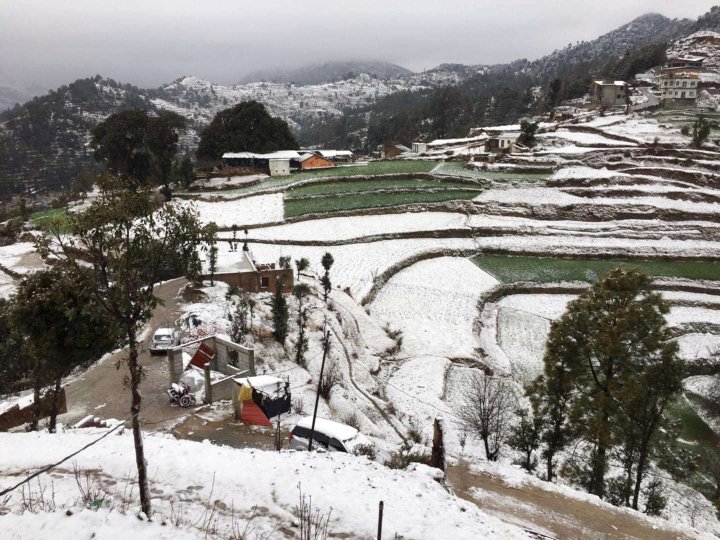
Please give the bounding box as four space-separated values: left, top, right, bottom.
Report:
473 254 720 283
287 176 480 197
432 161 552 181
284 189 480 218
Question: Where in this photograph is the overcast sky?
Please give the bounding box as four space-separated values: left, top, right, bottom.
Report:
0 0 714 93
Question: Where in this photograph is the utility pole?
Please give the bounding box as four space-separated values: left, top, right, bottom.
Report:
377 500 384 540
309 322 331 451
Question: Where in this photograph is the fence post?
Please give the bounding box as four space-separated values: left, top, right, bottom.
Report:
377 500 384 540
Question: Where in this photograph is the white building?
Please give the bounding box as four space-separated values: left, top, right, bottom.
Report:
659 72 699 106
411 142 428 153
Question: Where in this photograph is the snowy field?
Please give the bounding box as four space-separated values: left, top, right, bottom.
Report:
175 194 285 227
238 211 469 242
369 257 498 358
212 237 479 300
0 431 529 540
475 186 720 215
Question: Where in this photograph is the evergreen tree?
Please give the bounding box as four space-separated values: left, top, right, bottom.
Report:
203 223 219 286
278 255 291 270
0 298 33 395
295 257 309 280
692 115 711 148
321 252 334 302
519 120 539 146
197 101 297 162
91 109 187 188
38 175 203 517
12 265 121 432
293 283 311 367
507 407 542 471
272 277 289 343
536 267 680 499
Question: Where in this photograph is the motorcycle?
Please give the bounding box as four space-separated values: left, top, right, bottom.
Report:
168 382 197 408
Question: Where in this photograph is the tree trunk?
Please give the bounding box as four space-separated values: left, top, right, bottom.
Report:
546 452 554 482
127 324 152 518
30 372 41 432
48 376 62 433
590 443 607 498
632 433 653 510
482 436 492 461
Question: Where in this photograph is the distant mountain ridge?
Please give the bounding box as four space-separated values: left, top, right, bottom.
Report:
239 61 413 85
1 8 718 197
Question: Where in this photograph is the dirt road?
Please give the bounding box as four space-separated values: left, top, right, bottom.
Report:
61 278 191 428
448 461 694 540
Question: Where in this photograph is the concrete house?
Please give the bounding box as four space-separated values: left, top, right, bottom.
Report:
222 151 301 176
590 81 628 108
411 142 428 154
659 72 700 107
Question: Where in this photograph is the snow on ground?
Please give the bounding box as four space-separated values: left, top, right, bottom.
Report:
585 115 686 145
538 129 635 147
0 270 16 299
190 174 268 190
0 242 37 274
237 212 469 242
0 431 530 540
0 508 200 540
369 257 498 358
476 234 720 258
474 186 720 215
684 374 719 401
676 333 720 361
495 295 575 381
175 194 284 228
213 238 479 301
667 306 720 327
551 166 621 180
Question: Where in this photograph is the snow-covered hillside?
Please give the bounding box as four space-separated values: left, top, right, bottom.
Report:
0 431 529 540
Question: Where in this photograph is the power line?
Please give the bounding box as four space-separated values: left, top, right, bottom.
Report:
0 392 165 498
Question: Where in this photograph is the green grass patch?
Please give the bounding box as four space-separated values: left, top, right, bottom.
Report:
284 190 480 218
288 177 480 197
472 255 720 283
291 160 435 181
30 208 72 232
179 161 437 198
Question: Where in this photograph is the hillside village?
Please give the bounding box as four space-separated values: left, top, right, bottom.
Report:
4 6 720 540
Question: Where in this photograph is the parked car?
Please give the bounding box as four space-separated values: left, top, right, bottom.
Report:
288 416 371 453
150 326 180 354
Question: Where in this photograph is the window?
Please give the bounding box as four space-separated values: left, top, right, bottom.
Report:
260 276 270 288
228 350 239 367
681 91 686 99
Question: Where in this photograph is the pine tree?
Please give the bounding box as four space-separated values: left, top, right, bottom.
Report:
535 267 680 499
293 283 311 367
272 277 289 343
12 265 120 432
692 115 711 148
295 257 309 280
204 223 219 286
507 407 541 471
321 252 334 302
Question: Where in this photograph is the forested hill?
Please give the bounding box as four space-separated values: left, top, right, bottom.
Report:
239 61 412 85
0 8 714 198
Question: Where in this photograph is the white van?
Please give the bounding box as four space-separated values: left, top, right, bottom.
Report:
288 416 371 453
150 327 180 354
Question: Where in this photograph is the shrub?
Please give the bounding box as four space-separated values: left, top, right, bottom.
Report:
387 442 429 469
318 361 341 400
353 444 377 461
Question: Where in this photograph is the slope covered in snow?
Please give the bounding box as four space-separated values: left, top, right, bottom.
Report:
0 431 530 540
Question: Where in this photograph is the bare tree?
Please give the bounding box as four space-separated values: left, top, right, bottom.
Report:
457 372 516 461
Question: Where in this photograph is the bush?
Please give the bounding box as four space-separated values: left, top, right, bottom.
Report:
681 125 690 136
353 444 377 461
643 478 667 516
387 442 429 469
318 361 341 400
343 411 362 430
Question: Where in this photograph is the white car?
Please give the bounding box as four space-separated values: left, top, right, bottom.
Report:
288 416 372 453
150 327 180 354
